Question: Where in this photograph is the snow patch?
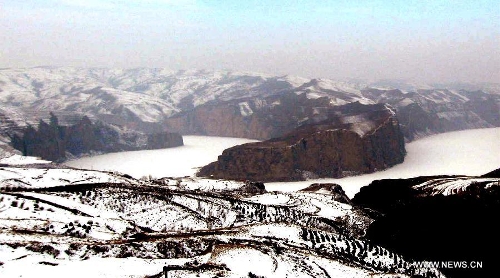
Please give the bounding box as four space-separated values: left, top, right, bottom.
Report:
397 97 415 107
238 101 253 116
0 155 51 165
0 168 132 189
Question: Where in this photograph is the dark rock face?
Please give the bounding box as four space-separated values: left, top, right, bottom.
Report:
12 114 67 162
10 114 183 162
481 168 500 178
145 132 184 150
352 172 500 278
198 103 405 181
234 180 267 196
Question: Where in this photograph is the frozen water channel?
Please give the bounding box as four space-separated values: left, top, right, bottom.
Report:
65 128 500 198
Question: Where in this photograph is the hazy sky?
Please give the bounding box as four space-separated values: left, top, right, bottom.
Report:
1 0 499 83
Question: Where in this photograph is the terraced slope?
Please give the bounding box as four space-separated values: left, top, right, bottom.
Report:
0 165 443 277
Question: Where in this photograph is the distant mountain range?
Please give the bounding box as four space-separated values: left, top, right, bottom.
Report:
1 67 498 138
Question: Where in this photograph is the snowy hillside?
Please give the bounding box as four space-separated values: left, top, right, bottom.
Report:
0 67 299 123
0 163 444 278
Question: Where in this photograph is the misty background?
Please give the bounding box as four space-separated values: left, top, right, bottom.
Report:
1 0 499 83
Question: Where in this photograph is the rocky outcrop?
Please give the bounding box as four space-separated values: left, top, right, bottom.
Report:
10 113 183 162
352 171 500 278
299 183 351 204
198 102 405 181
164 102 269 139
144 132 184 150
12 114 67 162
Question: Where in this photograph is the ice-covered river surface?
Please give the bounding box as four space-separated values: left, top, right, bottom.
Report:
65 128 500 198
65 136 259 178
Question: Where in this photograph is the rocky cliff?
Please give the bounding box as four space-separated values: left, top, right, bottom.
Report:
9 113 183 162
198 102 405 181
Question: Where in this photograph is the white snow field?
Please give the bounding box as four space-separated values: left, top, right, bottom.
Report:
65 128 500 197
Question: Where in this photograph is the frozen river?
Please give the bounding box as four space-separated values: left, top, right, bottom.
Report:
65 128 500 197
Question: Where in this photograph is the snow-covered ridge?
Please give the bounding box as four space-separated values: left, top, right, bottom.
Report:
0 167 138 190
413 176 500 196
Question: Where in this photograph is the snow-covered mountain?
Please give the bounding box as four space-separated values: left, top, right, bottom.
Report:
0 67 300 123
